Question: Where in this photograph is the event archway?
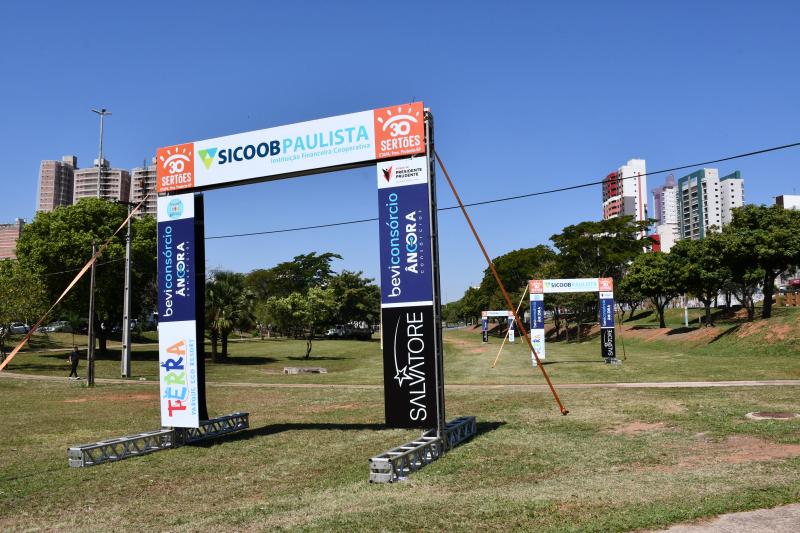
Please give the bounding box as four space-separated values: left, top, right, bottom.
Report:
528 278 617 363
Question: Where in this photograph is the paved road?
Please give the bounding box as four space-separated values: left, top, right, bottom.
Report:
1 371 799 391
652 503 800 532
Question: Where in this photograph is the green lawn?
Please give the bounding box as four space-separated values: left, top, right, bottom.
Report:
1 308 799 531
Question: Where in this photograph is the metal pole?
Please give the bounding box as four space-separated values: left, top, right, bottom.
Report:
91 108 111 199
121 203 132 377
424 110 446 443
87 244 97 387
683 294 689 327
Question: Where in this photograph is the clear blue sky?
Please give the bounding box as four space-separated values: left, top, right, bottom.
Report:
1 1 798 302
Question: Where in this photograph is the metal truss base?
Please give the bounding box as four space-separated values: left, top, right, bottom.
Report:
67 412 249 468
369 416 477 483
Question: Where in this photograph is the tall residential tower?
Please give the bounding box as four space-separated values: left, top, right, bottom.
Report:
37 156 77 212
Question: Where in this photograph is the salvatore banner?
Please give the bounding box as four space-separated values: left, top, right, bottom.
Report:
157 194 202 428
157 102 426 193
377 156 438 428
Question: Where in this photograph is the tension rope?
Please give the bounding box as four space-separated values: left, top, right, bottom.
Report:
435 150 569 415
0 192 152 372
491 284 529 369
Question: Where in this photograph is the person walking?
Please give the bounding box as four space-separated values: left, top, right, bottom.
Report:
68 345 80 379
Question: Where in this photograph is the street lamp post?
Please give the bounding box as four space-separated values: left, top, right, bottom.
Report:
91 108 111 198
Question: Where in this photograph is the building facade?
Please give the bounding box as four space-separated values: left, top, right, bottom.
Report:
677 169 744 240
0 219 24 260
130 158 157 217
37 156 77 212
73 159 131 204
602 158 648 223
776 195 800 210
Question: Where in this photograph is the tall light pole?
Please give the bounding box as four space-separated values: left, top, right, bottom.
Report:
91 108 111 198
121 200 133 377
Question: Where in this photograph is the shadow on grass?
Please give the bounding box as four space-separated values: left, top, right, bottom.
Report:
666 327 699 335
709 324 742 343
627 310 654 322
189 420 506 448
286 355 350 361
188 422 388 447
541 360 605 365
214 356 279 365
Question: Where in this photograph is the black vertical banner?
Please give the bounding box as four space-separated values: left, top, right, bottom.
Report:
600 328 616 359
193 194 209 421
381 305 438 427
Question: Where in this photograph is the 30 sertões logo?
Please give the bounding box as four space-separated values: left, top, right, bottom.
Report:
374 102 425 160
157 143 195 193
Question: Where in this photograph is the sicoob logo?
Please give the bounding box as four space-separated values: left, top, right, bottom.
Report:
157 143 195 193
374 102 425 160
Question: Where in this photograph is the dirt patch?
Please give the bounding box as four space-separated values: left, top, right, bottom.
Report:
736 320 796 343
609 421 667 435
63 393 157 403
719 435 800 463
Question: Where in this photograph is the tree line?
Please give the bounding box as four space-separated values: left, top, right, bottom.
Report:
444 204 800 333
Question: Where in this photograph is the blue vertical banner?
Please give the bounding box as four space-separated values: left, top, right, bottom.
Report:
157 193 201 428
481 314 488 343
507 316 515 343
377 157 438 428
529 288 546 363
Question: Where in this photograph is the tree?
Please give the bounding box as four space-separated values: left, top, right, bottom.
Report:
550 216 651 280
245 252 341 300
623 252 680 328
0 260 48 358
301 286 337 358
479 246 556 310
14 199 157 353
670 236 730 326
717 227 763 321
327 270 380 327
205 271 254 362
725 205 800 319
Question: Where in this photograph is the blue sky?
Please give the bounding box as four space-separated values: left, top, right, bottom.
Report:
1 1 798 301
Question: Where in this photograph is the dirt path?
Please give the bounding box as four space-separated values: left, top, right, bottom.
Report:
651 503 800 532
2 371 799 391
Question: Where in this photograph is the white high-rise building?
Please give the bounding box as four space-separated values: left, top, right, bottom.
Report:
602 158 648 223
677 169 744 240
652 175 678 225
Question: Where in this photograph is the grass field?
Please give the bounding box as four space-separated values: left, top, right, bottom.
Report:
1 307 799 531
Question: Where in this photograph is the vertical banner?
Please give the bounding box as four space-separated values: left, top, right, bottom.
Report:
157 193 201 428
481 313 488 343
600 290 616 359
377 156 437 428
529 291 546 363
507 315 515 343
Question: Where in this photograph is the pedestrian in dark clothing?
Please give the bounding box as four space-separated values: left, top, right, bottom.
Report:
69 346 80 378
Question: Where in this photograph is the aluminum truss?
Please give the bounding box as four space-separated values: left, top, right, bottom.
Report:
174 412 250 444
369 416 477 483
67 412 249 468
68 429 175 468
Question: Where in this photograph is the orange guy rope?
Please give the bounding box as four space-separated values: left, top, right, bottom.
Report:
491 283 529 369
0 192 153 372
434 151 569 415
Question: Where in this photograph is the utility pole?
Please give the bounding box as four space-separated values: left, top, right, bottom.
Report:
88 243 97 387
121 201 133 377
91 108 111 198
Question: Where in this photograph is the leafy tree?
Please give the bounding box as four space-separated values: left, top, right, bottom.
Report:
623 251 680 328
327 270 380 326
670 236 730 326
550 215 651 280
301 287 337 358
245 252 341 300
15 199 157 353
725 205 800 319
0 260 48 358
717 227 764 321
614 278 644 323
479 246 557 310
205 271 254 361
455 286 487 324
